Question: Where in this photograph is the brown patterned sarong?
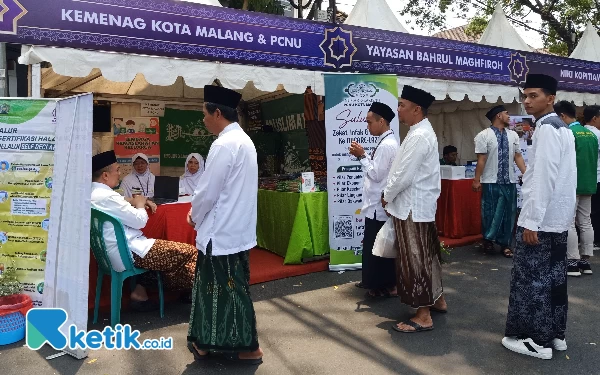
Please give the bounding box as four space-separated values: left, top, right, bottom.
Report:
133 239 198 290
393 214 443 308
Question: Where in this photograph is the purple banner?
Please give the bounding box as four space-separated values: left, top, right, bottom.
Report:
0 0 599 93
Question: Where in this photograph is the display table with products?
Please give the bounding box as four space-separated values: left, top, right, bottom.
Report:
256 189 329 264
436 179 482 239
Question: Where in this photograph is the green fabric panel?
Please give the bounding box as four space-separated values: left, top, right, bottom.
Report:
256 190 330 264
159 108 213 167
285 192 329 264
256 190 300 258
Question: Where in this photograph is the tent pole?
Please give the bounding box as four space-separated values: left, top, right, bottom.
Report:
30 63 41 98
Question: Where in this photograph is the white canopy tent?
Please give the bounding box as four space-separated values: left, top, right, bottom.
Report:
478 3 532 52
344 0 408 33
181 0 222 6
570 22 600 62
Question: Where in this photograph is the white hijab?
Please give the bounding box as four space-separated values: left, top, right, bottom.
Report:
180 153 204 195
121 153 155 198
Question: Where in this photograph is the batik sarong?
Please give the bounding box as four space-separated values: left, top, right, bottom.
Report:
481 183 518 248
392 214 443 308
187 241 259 352
505 228 568 347
133 239 197 290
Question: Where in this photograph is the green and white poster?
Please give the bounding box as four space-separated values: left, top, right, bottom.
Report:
260 95 310 174
324 74 400 271
0 99 56 306
159 108 213 167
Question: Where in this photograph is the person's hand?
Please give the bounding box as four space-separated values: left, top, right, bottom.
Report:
472 179 482 192
145 200 157 214
349 141 365 158
132 194 147 209
523 229 538 245
187 208 196 228
381 197 387 208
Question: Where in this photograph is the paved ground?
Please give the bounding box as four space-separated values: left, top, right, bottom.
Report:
2 245 600 375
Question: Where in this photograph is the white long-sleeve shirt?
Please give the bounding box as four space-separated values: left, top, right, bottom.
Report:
191 123 258 256
91 182 155 272
384 118 441 222
518 113 577 233
360 130 399 221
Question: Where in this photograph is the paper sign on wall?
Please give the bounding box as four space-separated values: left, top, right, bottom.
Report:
141 102 165 117
301 172 315 193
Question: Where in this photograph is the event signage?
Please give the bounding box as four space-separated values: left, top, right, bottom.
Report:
3 0 600 93
0 98 57 307
113 117 161 176
324 74 400 271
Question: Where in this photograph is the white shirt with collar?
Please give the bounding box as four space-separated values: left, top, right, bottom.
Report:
518 113 577 233
384 118 441 222
360 130 399 222
584 125 600 183
474 127 521 184
191 123 258 256
91 182 155 272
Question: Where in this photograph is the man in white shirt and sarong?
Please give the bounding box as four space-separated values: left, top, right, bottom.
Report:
473 105 527 258
382 85 447 333
91 151 198 312
349 102 399 298
502 74 577 360
187 86 262 364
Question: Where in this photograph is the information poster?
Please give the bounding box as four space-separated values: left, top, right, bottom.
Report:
509 115 534 209
159 108 212 167
113 117 160 176
324 74 400 270
0 99 57 307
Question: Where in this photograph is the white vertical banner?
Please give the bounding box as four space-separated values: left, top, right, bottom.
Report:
324 74 400 271
44 93 93 359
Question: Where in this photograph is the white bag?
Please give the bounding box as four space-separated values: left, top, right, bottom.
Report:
372 217 397 258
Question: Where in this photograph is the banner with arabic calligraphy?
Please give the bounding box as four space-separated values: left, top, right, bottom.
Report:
324 74 400 271
159 108 213 167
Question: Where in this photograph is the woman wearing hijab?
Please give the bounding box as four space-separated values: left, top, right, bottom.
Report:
121 153 156 198
180 153 205 196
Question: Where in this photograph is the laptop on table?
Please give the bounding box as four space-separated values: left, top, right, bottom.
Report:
152 176 180 205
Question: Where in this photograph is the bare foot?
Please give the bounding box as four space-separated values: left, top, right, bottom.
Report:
130 284 149 302
192 343 209 356
239 348 263 360
433 295 448 312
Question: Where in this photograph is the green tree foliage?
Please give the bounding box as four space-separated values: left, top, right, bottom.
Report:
223 0 284 15
400 0 600 56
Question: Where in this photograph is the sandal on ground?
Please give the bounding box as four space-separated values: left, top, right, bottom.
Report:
380 289 399 298
430 306 447 314
482 241 494 254
187 342 210 361
502 248 513 258
392 320 434 333
224 353 263 365
364 290 383 299
355 281 366 289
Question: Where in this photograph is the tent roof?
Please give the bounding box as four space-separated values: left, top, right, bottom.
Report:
20 45 600 105
478 3 532 52
570 22 600 62
344 0 408 33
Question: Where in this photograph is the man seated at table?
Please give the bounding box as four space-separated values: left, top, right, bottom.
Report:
91 151 198 311
440 145 458 166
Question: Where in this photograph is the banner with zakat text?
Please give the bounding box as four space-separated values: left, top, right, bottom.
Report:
324 74 400 271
